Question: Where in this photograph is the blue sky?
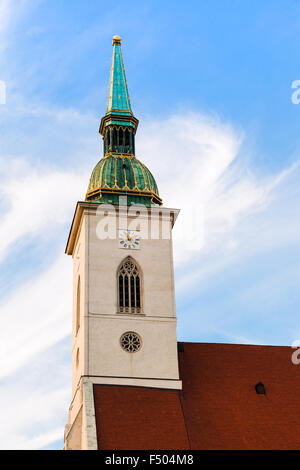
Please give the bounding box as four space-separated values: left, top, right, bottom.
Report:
1 0 300 450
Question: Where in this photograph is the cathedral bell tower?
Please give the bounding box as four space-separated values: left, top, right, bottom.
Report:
64 36 181 450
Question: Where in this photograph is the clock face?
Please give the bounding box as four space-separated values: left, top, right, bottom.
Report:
119 230 141 250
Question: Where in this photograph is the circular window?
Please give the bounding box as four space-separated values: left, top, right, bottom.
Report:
120 331 142 353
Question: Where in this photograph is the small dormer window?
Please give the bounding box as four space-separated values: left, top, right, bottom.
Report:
255 382 266 395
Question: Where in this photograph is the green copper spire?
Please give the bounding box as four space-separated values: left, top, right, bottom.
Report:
106 35 132 116
86 36 162 207
99 35 138 140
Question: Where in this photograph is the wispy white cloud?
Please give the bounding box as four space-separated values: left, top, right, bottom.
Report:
0 94 100 261
0 378 70 449
16 427 64 451
138 113 300 268
0 157 88 260
0 254 72 379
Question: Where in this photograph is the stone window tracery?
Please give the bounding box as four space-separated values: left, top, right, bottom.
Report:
118 257 141 314
120 331 142 353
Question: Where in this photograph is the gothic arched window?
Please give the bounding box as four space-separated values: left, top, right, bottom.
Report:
125 128 130 147
118 257 141 314
112 127 117 151
119 127 124 151
125 128 130 153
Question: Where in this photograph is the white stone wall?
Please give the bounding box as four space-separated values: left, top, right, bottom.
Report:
65 203 181 450
83 205 180 382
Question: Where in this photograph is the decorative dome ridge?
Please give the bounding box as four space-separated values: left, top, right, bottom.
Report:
86 154 162 207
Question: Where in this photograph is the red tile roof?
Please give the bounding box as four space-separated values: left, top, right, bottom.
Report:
94 385 189 450
93 342 300 450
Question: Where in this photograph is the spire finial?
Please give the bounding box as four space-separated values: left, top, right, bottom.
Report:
112 35 121 45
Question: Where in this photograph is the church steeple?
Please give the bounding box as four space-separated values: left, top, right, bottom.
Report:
106 35 132 116
86 36 162 207
99 35 138 157
64 37 181 450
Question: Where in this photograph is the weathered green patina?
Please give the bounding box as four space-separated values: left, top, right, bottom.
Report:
86 154 161 206
106 39 132 116
86 36 162 207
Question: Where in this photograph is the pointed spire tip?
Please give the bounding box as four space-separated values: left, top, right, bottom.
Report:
112 35 122 45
